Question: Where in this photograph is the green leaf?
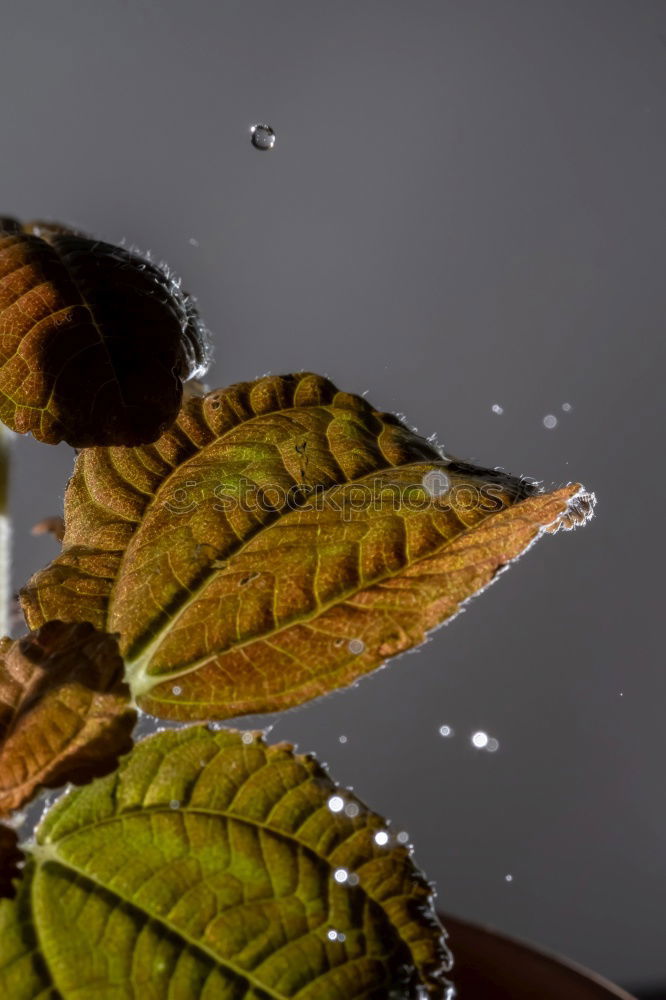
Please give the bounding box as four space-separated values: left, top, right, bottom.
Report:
0 622 135 817
21 373 594 721
0 726 451 999
0 218 209 446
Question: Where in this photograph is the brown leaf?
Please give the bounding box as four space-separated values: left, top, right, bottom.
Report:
0 217 210 446
0 621 135 817
21 373 594 721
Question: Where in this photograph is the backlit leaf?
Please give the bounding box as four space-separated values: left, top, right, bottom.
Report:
0 218 210 446
0 621 135 817
21 373 594 720
0 726 451 999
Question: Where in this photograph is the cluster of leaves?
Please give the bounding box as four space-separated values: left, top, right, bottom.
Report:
0 219 594 998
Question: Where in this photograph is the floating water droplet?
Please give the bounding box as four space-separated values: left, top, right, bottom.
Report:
438 724 453 737
328 795 345 813
333 867 349 884
338 734 348 744
241 732 254 744
487 737 500 753
188 237 199 247
327 929 339 941
347 873 360 886
505 873 513 882
345 802 360 818
471 731 489 749
562 402 572 412
250 123 276 151
396 831 409 844
422 469 450 498
169 799 180 810
171 685 182 696
543 414 558 429
491 404 504 415
348 638 365 655
337 931 346 942
374 830 389 846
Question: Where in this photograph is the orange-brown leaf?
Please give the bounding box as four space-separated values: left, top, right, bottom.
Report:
0 218 209 446
0 621 135 817
21 373 594 721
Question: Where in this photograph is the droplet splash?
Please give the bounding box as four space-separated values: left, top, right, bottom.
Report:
250 123 276 151
543 414 558 429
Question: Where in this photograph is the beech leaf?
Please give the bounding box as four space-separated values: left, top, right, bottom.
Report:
21 373 594 720
0 726 451 999
0 621 136 817
0 217 210 446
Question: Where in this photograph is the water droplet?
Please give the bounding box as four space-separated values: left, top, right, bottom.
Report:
471 731 489 749
250 123 276 151
486 737 500 753
241 732 254 744
348 638 365 655
338 734 348 744
172 685 182 696
422 469 450 498
374 830 389 846
491 404 504 415
344 802 360 818
347 873 360 886
328 795 345 813
327 929 338 941
337 931 346 942
333 867 349 884
169 799 180 810
438 724 453 737
188 237 199 247
505 874 513 882
396 831 410 844
543 414 558 429
561 402 572 412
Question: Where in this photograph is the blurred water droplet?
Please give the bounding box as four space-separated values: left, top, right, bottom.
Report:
327 929 338 941
543 414 558 429
334 867 349 883
338 734 348 744
374 830 390 846
328 795 344 813
562 402 572 412
347 873 360 886
188 237 199 247
438 724 453 737
471 731 489 749
171 685 182 696
241 732 254 744
250 123 276 151
491 404 504 415
396 831 410 844
169 799 180 810
486 737 500 752
505 873 513 882
348 638 365 655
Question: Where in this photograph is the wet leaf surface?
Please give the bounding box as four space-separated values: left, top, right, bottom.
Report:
0 218 210 446
0 621 135 817
21 373 594 721
0 726 451 999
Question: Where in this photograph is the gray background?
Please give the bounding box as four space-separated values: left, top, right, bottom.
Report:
2 0 665 993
